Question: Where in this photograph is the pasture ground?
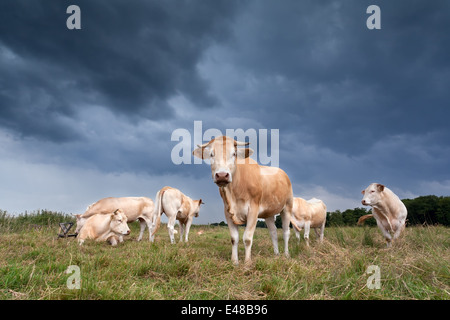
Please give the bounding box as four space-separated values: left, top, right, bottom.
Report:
0 222 449 300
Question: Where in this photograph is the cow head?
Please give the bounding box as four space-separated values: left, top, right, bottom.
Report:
193 136 253 186
74 214 86 235
193 199 204 217
110 209 131 235
361 183 385 206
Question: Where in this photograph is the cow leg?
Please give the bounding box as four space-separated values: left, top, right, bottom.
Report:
179 222 186 242
280 211 291 258
293 221 301 242
137 218 147 241
109 236 118 246
243 206 258 265
144 218 154 242
184 218 193 243
167 216 177 244
314 223 325 243
226 213 239 265
314 227 320 238
319 221 325 243
265 216 279 255
391 218 404 241
304 221 311 247
375 219 393 247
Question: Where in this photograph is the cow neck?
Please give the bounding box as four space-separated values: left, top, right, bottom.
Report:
219 165 245 225
372 194 395 233
373 192 396 218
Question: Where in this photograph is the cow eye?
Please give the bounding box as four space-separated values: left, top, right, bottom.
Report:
232 151 236 157
210 150 215 157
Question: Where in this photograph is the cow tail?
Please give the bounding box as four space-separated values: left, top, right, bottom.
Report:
357 214 374 225
290 217 302 232
151 189 165 237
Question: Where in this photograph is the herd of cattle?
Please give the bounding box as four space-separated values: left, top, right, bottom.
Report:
73 136 408 265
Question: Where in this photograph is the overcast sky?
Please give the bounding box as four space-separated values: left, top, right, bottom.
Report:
1 0 449 224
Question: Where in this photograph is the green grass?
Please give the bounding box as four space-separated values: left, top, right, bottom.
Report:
0 214 449 300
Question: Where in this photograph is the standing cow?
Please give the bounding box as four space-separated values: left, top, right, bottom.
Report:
193 136 294 265
291 197 327 246
78 209 130 246
75 197 154 241
359 183 408 247
151 186 203 243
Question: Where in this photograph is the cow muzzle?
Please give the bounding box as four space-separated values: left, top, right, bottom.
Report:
214 172 230 186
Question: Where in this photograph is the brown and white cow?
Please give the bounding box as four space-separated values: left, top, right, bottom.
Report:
193 136 294 265
358 183 408 247
75 197 154 241
78 209 130 246
151 186 203 243
291 197 327 246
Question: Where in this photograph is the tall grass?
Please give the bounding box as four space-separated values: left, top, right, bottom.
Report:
0 211 449 300
0 209 75 233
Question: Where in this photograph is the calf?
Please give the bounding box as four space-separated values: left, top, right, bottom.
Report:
359 183 408 247
151 186 203 243
291 197 327 246
75 197 154 241
193 136 294 265
78 209 130 246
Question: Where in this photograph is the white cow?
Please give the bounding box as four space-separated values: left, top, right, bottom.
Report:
75 197 154 241
290 197 327 246
193 136 294 265
151 186 203 243
359 183 408 247
78 209 130 246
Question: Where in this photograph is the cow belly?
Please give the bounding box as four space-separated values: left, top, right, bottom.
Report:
310 213 326 228
258 205 285 219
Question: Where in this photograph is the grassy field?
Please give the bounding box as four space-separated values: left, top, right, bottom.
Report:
0 216 449 300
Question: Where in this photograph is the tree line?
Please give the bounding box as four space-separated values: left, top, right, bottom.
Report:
211 195 450 228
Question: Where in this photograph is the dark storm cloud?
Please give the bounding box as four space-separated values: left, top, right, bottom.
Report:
0 0 240 142
220 0 450 155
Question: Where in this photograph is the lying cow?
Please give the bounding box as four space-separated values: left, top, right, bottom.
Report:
291 197 327 246
193 136 294 265
358 183 408 247
78 209 130 246
151 186 203 243
75 197 154 241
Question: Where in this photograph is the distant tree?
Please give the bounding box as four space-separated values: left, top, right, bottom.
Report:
436 197 450 226
403 196 440 225
326 210 344 227
275 215 282 228
256 220 267 228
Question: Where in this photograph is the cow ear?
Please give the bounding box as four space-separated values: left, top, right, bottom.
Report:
113 209 120 215
237 147 253 159
376 184 385 192
192 146 211 159
361 190 365 195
